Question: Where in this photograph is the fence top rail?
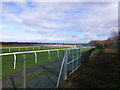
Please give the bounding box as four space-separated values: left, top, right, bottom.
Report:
0 48 80 56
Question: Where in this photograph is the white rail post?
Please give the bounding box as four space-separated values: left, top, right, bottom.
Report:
69 50 70 54
13 54 17 69
48 51 50 60
19 48 20 51
34 52 37 63
57 50 59 57
9 48 11 52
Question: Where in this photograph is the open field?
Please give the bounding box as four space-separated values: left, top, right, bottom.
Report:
0 45 72 54
0 45 90 53
2 50 64 88
2 47 89 77
1 45 92 88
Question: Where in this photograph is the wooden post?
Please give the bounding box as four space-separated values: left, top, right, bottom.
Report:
10 75 16 89
22 55 26 88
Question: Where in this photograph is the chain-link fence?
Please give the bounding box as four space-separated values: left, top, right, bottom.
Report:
1 47 96 88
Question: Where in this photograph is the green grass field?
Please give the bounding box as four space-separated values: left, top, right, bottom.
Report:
2 51 63 76
1 47 90 76
0 45 70 54
1 46 91 88
2 49 65 88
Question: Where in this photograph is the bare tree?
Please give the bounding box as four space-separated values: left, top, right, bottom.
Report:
110 31 118 41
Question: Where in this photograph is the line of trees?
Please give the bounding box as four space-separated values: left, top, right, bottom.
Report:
87 31 120 50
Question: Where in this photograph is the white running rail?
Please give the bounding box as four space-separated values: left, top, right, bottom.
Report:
0 48 79 69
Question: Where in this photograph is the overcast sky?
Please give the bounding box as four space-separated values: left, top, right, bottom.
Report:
0 1 118 43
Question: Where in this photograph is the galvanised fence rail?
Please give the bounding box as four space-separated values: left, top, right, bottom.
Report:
0 47 96 88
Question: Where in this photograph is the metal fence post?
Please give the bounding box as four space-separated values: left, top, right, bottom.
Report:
22 55 26 88
56 52 66 87
79 48 82 66
77 49 79 67
72 49 74 71
63 50 68 80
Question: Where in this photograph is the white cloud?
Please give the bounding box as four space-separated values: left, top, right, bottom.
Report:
3 2 82 28
1 2 118 43
4 13 22 23
25 28 55 34
76 3 117 31
1 0 119 2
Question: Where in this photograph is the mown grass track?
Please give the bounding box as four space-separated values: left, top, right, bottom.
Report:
1 47 91 88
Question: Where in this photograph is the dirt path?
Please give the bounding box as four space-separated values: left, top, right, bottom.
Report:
59 49 119 88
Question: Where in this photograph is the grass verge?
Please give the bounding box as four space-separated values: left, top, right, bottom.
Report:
59 48 119 88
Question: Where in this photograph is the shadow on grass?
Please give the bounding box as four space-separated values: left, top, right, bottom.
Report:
59 48 119 88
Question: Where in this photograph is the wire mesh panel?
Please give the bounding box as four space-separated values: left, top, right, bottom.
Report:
67 62 72 76
1 48 97 88
67 49 82 76
2 54 23 88
25 51 64 88
2 50 65 88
